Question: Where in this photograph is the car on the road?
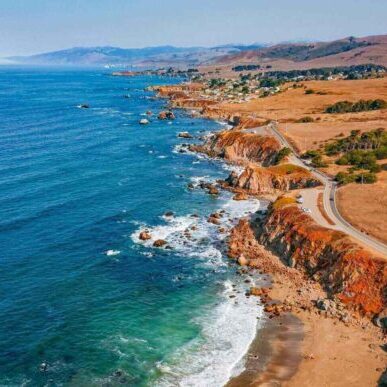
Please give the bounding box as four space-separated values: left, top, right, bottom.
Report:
296 196 304 204
302 207 312 214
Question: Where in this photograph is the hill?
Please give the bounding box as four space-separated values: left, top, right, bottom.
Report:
209 35 387 71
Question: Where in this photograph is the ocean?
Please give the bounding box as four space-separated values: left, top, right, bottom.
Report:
0 67 264 386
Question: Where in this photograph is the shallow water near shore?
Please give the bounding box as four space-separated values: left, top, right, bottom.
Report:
0 67 264 386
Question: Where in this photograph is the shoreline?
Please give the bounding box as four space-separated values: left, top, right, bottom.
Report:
151 80 386 386
227 312 304 387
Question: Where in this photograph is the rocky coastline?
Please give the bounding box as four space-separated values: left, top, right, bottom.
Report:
151 82 387 386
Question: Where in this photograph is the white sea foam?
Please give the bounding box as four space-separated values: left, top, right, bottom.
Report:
106 250 121 256
131 180 264 386
156 280 264 387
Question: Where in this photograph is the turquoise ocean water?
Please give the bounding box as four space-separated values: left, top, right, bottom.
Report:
0 67 264 386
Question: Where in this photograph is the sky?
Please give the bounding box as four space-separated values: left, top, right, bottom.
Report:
0 0 386 56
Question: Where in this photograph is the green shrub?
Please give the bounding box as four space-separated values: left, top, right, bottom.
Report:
274 147 292 164
356 172 377 184
302 149 320 159
297 116 314 123
305 89 315 95
335 172 356 185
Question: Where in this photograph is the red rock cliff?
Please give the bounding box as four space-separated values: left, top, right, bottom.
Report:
229 200 386 315
225 164 321 194
192 130 281 166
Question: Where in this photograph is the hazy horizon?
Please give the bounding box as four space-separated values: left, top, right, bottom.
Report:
1 0 386 57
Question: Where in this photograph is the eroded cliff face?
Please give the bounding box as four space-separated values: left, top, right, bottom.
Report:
192 130 281 166
224 164 321 194
228 201 386 315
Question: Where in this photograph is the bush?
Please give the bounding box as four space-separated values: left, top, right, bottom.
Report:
335 172 356 185
297 116 314 123
302 150 320 159
274 147 292 164
311 154 328 167
356 172 377 184
305 89 315 94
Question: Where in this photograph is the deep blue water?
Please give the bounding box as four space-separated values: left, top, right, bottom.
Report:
0 67 263 386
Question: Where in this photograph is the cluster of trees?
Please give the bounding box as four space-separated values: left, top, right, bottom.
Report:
325 128 386 155
336 150 382 173
233 64 261 72
208 78 227 88
301 150 328 167
324 128 387 184
335 171 377 185
325 99 386 113
259 78 283 88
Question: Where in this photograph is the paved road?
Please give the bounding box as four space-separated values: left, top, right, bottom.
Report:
248 122 387 257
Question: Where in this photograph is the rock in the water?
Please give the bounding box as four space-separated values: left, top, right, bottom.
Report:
158 111 175 120
207 216 220 225
208 185 219 195
139 118 149 125
233 192 248 201
139 231 152 241
79 104 89 109
153 239 167 247
225 171 239 186
164 211 174 217
178 132 193 139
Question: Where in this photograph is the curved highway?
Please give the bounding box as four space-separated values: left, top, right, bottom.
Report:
256 122 387 256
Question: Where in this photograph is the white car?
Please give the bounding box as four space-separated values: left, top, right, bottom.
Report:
296 197 304 204
302 207 312 214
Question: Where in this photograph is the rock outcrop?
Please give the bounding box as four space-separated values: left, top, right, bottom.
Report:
191 130 281 166
225 164 321 194
228 199 387 316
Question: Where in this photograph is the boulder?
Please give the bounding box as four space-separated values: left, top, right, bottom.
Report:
208 185 219 195
178 132 193 139
233 192 248 201
158 111 175 120
139 119 149 125
249 287 270 296
153 239 167 247
139 231 152 241
208 216 221 225
237 254 249 266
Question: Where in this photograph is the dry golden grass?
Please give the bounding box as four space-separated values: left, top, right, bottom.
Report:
210 77 387 152
337 171 387 244
282 119 387 152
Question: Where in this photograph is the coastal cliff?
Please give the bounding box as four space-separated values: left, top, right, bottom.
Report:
229 199 386 315
191 130 281 166
224 164 321 194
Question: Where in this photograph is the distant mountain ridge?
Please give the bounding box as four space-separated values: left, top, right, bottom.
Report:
7 35 387 69
8 44 266 67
